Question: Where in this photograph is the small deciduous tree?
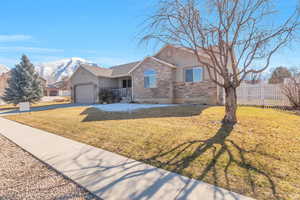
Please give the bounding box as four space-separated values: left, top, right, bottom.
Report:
269 66 292 84
2 55 43 105
282 67 300 109
141 0 300 124
245 72 263 84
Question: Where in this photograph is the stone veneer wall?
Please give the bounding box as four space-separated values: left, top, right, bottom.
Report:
173 81 218 104
132 58 175 104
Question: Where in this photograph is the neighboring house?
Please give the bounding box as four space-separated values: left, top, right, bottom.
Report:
39 77 47 95
0 72 10 105
284 73 300 84
70 45 226 104
45 79 71 96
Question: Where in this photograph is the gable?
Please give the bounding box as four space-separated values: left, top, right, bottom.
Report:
129 57 176 74
70 66 99 85
155 45 209 67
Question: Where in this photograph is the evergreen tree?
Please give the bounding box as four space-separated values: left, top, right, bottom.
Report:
2 55 43 105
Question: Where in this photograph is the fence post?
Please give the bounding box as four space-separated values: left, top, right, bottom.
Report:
261 83 265 106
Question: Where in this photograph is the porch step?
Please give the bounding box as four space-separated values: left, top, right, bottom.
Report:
120 97 131 103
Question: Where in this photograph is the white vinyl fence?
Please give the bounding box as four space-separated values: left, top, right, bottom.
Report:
235 83 291 107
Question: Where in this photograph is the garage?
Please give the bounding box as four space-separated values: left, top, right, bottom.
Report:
75 84 95 104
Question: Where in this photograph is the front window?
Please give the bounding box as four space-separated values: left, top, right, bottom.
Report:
144 69 157 88
185 67 203 82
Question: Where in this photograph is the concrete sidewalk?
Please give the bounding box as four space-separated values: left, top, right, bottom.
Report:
0 117 253 200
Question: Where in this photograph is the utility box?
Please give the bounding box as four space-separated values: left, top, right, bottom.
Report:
19 102 30 112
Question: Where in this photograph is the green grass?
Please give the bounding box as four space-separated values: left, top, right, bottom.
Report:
5 105 300 200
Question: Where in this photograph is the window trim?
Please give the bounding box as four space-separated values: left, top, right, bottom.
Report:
184 67 203 83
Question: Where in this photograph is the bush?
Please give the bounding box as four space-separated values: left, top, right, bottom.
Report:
282 78 300 110
98 89 121 104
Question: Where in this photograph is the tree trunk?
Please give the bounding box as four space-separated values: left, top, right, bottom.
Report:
223 86 238 124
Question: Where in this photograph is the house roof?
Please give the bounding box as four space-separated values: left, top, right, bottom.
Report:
79 44 210 78
80 56 176 78
110 61 140 77
81 64 113 77
80 61 141 78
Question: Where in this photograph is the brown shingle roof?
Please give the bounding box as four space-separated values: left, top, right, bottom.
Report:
81 61 140 78
81 64 112 77
110 61 140 77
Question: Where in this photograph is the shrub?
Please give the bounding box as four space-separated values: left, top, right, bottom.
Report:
282 77 300 110
98 89 121 104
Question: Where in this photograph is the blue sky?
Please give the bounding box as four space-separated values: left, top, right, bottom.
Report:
0 0 299 71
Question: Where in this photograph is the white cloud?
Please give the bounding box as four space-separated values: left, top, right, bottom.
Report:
0 46 64 53
0 34 32 42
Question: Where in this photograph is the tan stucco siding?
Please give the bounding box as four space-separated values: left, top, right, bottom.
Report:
131 58 175 104
155 46 211 82
99 77 118 88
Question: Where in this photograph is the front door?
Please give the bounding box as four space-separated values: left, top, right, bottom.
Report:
122 79 132 88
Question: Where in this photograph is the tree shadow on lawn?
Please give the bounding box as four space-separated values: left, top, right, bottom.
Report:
142 123 279 200
80 105 210 122
48 122 280 200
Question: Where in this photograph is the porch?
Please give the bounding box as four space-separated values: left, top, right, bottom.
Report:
111 76 132 100
111 87 132 99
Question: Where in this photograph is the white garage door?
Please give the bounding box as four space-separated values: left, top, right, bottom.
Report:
75 84 95 104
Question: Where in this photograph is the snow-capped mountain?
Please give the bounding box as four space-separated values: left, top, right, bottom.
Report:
0 64 9 75
36 57 96 83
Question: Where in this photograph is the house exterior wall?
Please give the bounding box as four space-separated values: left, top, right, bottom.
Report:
46 88 59 96
131 58 175 104
155 46 219 104
70 67 100 103
174 82 218 104
99 77 118 88
155 46 211 82
70 45 228 105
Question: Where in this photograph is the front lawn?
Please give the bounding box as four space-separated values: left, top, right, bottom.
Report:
5 105 300 200
0 97 70 111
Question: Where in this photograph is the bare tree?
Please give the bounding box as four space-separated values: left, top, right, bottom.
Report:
141 0 300 124
282 76 300 109
245 72 262 84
